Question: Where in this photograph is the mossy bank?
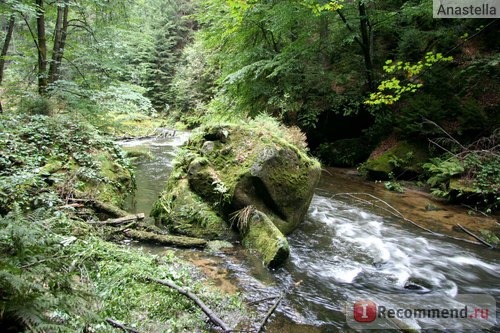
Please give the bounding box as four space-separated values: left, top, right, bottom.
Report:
0 113 248 332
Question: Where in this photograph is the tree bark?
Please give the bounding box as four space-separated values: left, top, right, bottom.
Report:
358 2 374 91
49 1 69 84
145 277 230 332
0 15 15 113
124 229 208 248
36 0 48 95
0 15 15 85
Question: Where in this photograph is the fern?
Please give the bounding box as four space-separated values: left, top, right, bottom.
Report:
0 207 92 331
423 158 464 187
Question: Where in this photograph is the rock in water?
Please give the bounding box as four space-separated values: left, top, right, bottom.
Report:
151 120 321 267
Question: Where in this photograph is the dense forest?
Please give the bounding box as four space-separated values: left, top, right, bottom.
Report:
0 0 498 331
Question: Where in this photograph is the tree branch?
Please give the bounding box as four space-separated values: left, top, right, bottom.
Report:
144 277 231 332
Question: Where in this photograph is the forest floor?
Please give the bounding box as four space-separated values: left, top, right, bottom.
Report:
0 111 252 332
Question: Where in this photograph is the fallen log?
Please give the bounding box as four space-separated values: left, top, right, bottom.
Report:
68 197 129 218
124 229 207 248
88 213 145 226
145 277 230 333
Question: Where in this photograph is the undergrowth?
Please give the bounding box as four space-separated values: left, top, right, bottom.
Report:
0 112 245 332
0 207 243 332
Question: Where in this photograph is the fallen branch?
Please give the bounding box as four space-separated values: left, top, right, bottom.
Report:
457 224 494 248
105 318 141 333
124 229 207 248
247 295 280 305
58 203 85 209
256 294 283 333
331 193 482 246
461 204 489 217
145 277 230 332
68 197 129 218
88 213 145 226
111 221 139 234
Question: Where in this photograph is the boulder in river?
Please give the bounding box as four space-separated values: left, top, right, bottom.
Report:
151 119 321 267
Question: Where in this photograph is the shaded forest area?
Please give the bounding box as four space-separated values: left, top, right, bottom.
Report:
0 0 499 331
0 0 498 209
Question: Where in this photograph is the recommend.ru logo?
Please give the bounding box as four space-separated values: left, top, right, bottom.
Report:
346 294 496 330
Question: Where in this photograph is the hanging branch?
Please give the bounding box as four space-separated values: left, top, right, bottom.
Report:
331 192 485 246
144 277 231 332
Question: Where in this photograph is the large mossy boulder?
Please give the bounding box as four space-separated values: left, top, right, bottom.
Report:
151 120 321 267
363 141 429 180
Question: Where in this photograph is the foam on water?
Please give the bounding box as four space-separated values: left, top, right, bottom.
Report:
279 193 500 328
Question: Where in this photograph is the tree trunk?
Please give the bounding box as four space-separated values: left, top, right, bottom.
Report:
358 2 374 91
319 15 330 69
0 15 15 85
0 15 15 113
124 229 208 248
48 1 69 84
36 0 48 95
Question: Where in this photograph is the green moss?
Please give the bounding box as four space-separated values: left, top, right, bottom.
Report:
123 147 154 160
151 179 233 240
39 158 64 175
152 118 320 265
364 141 429 180
241 210 290 268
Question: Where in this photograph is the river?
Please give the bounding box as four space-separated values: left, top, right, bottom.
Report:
120 135 499 332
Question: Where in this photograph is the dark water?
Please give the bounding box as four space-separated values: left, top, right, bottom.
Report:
120 136 499 332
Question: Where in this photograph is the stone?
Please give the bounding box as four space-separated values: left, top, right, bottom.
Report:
151 120 321 267
363 141 429 180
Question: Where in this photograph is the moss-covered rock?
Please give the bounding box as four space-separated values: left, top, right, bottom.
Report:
241 209 290 268
152 119 321 267
151 178 233 240
363 141 429 180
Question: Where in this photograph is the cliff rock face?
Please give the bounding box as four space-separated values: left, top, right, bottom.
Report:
151 120 321 267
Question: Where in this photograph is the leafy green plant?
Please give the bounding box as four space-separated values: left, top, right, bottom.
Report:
384 180 404 193
389 151 413 168
423 158 464 192
0 207 93 332
366 52 453 105
479 230 499 247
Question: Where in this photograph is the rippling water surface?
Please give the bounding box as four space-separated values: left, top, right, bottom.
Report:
121 135 499 332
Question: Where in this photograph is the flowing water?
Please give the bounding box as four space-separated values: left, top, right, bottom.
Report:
119 135 499 332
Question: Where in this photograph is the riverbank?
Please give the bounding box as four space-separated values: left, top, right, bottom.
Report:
321 167 499 248
0 113 249 332
114 130 499 332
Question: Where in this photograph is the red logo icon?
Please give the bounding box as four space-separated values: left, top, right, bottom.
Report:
353 300 377 322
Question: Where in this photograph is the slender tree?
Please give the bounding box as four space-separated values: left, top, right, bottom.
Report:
48 0 69 84
0 14 15 112
35 0 47 95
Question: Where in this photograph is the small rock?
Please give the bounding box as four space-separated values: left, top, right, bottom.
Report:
201 141 215 154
